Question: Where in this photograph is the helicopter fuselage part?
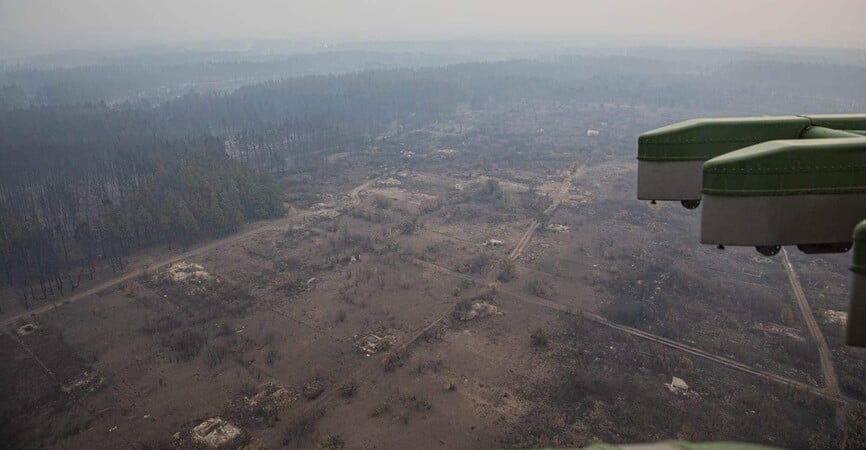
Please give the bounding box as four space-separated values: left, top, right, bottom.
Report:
637 114 866 207
700 192 866 249
637 116 811 203
699 138 866 251
636 159 704 202
848 221 866 346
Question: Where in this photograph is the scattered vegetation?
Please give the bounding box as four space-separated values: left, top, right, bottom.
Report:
318 434 345 450
530 327 549 348
338 379 358 398
497 258 517 282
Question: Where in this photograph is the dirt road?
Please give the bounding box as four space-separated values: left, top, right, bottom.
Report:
413 257 851 405
508 163 582 261
1 178 378 330
781 248 840 394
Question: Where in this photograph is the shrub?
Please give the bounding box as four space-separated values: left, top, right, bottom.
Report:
370 403 391 417
382 349 406 372
372 194 391 209
205 345 229 366
265 349 280 365
396 217 417 235
530 327 549 348
497 258 516 282
527 280 547 297
318 434 344 450
282 413 317 446
338 379 358 398
163 330 204 361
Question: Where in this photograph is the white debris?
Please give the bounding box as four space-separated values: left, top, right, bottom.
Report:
376 177 403 187
666 376 689 394
586 129 600 137
354 333 395 356
545 223 570 233
191 418 245 448
61 371 103 393
164 262 212 284
456 301 503 321
823 310 848 326
484 239 505 247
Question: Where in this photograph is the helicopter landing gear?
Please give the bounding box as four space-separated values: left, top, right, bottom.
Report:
756 245 781 256
681 199 700 210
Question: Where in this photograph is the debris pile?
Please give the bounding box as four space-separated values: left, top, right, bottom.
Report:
455 300 503 321
822 310 848 326
62 371 104 394
245 381 296 413
376 177 403 187
354 333 395 356
752 322 805 341
545 223 570 233
666 376 689 394
484 239 505 247
302 380 325 400
163 262 213 284
191 417 247 448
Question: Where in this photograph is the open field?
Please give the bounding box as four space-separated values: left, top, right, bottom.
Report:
3 101 866 450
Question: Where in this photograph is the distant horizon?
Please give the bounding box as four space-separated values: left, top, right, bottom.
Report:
2 0 865 57
3 35 866 65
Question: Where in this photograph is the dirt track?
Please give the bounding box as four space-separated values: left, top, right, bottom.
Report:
0 178 378 330
508 163 582 262
782 248 840 394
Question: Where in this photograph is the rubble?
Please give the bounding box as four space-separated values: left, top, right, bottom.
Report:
163 262 213 284
246 381 296 413
455 301 503 321
191 417 247 448
822 310 848 326
666 376 689 394
62 371 103 394
484 239 505 247
376 177 403 187
545 223 570 233
354 333 395 356
302 380 325 400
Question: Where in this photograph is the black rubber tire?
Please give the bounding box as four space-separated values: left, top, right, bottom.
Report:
756 245 781 256
681 199 701 210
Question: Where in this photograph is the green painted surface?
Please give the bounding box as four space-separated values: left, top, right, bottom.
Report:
571 441 780 450
807 113 866 131
849 220 866 346
701 138 866 196
800 126 863 139
638 116 809 161
854 220 866 275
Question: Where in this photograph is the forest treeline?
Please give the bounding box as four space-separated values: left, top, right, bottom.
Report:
0 69 465 306
2 55 865 306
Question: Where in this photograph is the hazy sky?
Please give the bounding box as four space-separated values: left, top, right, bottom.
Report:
2 0 865 55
